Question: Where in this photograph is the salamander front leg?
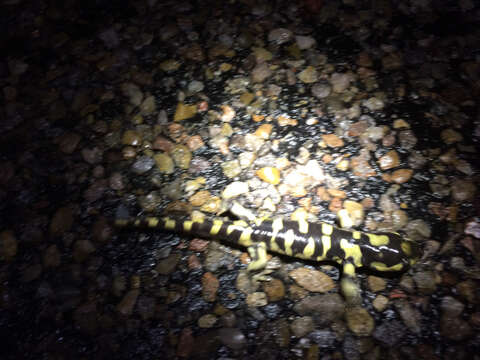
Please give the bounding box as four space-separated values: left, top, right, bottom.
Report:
341 261 362 305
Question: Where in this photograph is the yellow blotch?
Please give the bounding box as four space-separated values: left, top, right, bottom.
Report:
270 237 281 253
340 239 363 267
367 233 390 246
210 219 223 235
164 218 176 230
401 241 412 256
284 229 295 256
320 235 331 259
183 220 193 232
115 219 129 227
297 218 309 234
352 231 361 240
233 220 249 227
370 262 403 272
322 223 333 236
270 218 284 242
239 227 253 247
343 263 356 277
302 237 315 258
147 217 159 227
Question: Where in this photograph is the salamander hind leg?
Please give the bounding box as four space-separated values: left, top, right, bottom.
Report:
341 261 362 305
247 242 268 271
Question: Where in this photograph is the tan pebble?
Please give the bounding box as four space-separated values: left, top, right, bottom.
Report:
336 159 349 171
256 167 281 185
171 144 192 169
220 105 235 122
202 272 219 302
393 118 410 129
246 292 268 307
372 295 389 312
174 102 197 122
152 136 174 152
367 275 387 292
255 124 273 139
186 135 204 151
189 190 211 207
289 268 335 293
277 115 298 126
154 153 174 174
391 169 413 184
327 189 346 199
378 150 400 170
316 187 331 201
0 230 18 261
345 306 374 336
322 134 344 148
328 197 343 213
240 92 254 105
200 197 222 213
263 278 285 302
441 128 463 144
167 123 186 142
122 130 142 146
252 114 265 122
275 157 290 170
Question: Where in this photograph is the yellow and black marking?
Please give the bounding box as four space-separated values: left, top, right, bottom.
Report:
115 215 421 303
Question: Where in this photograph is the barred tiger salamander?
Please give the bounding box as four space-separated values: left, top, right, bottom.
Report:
115 207 421 304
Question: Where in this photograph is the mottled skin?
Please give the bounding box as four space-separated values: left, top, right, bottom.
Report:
115 215 421 304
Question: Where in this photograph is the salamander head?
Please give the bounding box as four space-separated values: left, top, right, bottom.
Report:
362 233 422 272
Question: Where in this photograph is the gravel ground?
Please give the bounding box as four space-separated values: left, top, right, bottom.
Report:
1 0 480 359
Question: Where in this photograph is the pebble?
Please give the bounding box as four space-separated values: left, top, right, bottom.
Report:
372 295 389 312
441 128 463 144
373 320 405 347
293 294 345 323
378 150 400 170
263 278 285 302
251 63 272 83
140 95 156 115
330 72 351 93
116 289 140 316
174 102 197 122
218 328 246 350
395 299 422 334
291 316 314 338
0 230 18 261
322 134 344 147
122 130 142 146
131 155 155 174
246 292 268 307
295 35 316 50
189 190 211 207
268 28 293 44
254 123 273 139
391 169 413 184
198 314 218 328
451 179 476 202
345 306 374 337
367 276 386 292
49 205 75 236
222 181 249 199
256 167 281 185
156 253 181 275
154 153 174 174
221 160 242 178
171 144 192 169
311 82 331 98
298 66 318 83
